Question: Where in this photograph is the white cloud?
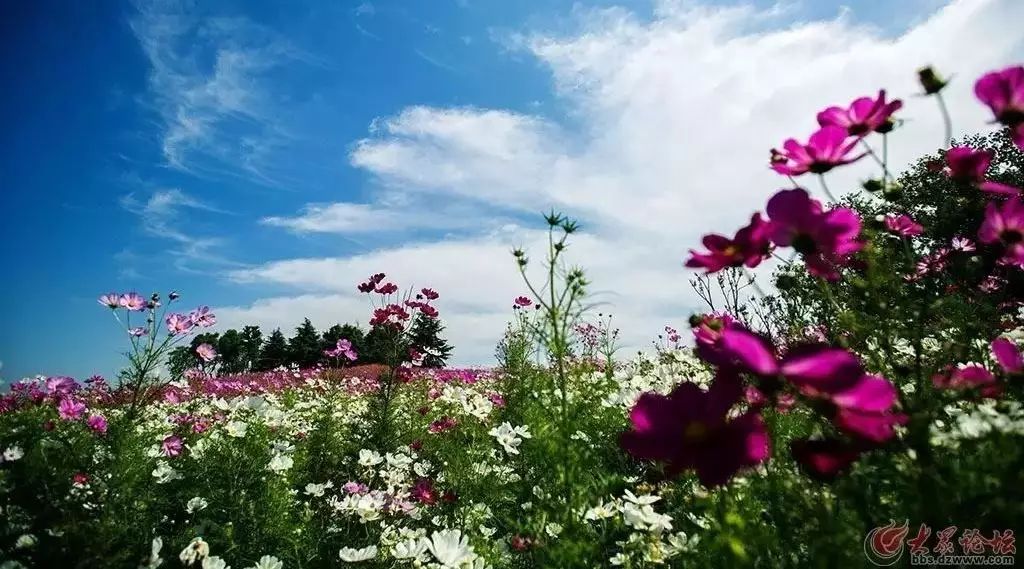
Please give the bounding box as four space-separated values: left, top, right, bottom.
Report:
120 189 236 270
129 1 305 184
222 0 1024 365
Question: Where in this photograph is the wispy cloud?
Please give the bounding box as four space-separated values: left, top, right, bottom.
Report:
120 189 238 271
414 49 460 73
129 1 309 186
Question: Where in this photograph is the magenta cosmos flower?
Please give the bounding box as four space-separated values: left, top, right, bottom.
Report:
161 435 184 457
974 65 1024 150
992 337 1023 374
817 90 902 136
513 296 533 308
86 414 108 435
770 126 865 176
978 197 1024 268
57 397 86 421
765 188 863 280
790 438 862 481
718 328 905 442
944 147 1021 196
884 214 923 237
119 292 148 311
325 339 358 361
620 372 769 487
686 213 772 273
691 313 739 366
195 343 217 363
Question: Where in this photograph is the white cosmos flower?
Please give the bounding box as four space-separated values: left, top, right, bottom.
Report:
545 523 563 538
423 529 477 567
179 537 210 565
2 446 24 462
621 502 673 533
487 422 532 455
139 536 163 569
224 421 248 438
357 449 383 467
14 534 37 549
246 556 282 569
392 537 429 560
267 454 294 473
339 545 377 562
201 557 228 569
304 482 332 497
584 502 617 521
247 556 283 569
186 497 208 514
152 462 182 484
622 490 660 505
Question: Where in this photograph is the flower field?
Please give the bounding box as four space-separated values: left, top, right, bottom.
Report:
2 63 1024 568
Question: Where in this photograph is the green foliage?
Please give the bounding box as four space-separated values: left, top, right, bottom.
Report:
288 319 323 368
258 328 289 370
409 313 453 368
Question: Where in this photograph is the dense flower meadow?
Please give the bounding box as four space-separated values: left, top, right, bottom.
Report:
2 63 1024 568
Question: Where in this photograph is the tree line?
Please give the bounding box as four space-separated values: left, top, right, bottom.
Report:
166 314 453 376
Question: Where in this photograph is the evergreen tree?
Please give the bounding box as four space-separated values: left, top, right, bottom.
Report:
217 329 244 374
239 325 263 371
288 318 323 368
166 345 195 379
362 325 405 365
409 313 453 368
259 328 289 370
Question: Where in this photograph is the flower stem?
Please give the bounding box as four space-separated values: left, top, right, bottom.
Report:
818 175 837 203
859 139 893 182
936 92 953 148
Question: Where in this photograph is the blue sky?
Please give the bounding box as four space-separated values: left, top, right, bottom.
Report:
1 0 1021 383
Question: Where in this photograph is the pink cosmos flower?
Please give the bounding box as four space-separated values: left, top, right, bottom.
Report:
119 292 148 312
375 282 398 295
765 188 863 280
72 472 90 486
951 237 976 252
128 327 148 337
620 372 769 487
86 414 108 435
165 313 194 335
98 293 120 309
979 274 1007 293
817 90 902 136
944 147 1021 196
189 306 216 327
770 126 865 176
161 435 183 457
686 213 772 273
932 364 997 391
46 376 78 396
978 197 1024 268
196 343 217 363
513 296 533 308
790 438 862 481
324 339 358 361
57 397 86 420
884 215 923 237
992 337 1023 374
974 65 1024 150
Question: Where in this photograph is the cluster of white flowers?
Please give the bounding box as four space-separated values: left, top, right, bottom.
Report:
488 423 532 455
438 385 496 422
600 350 711 409
583 489 699 566
932 399 1024 446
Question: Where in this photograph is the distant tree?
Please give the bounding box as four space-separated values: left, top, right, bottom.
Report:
259 328 289 370
217 329 244 374
288 318 322 368
409 314 453 368
362 325 405 365
166 345 195 379
321 323 366 365
239 325 263 372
